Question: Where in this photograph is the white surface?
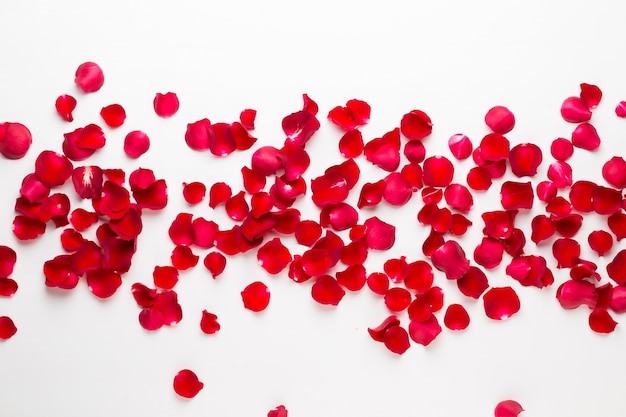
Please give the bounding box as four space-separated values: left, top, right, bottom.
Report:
1 1 626 416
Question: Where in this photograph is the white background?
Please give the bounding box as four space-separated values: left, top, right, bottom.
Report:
1 1 626 416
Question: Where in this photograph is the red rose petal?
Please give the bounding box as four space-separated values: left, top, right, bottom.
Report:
500 181 534 210
457 266 489 299
138 307 164 331
171 245 199 270
203 252 226 278
383 325 410 355
282 95 320 146
100 104 126 128
124 130 150 158
13 215 46 240
615 101 626 117
364 134 400 172
382 172 412 206
43 255 79 289
589 308 618 333
609 285 626 313
479 133 510 161
72 165 103 199
602 156 626 189
55 94 77 122
0 246 17 278
509 143 542 177
75 62 104 93
556 280 597 309
336 265 366 291
311 171 349 208
368 315 400 342
588 230 613 256
239 109 256 130
257 238 292 275
408 315 442 346
153 92 179 118
339 130 364 158
400 110 433 140
547 161 573 189
592 186 622 215
320 203 358 231
0 316 17 340
267 405 289 417
560 96 591 123
173 369 203 399
366 272 390 295
35 150 73 188
363 216 396 251
467 166 492 191
208 182 232 208
485 106 515 134
580 83 602 108
384 287 412 312
571 122 600 150
422 156 454 187
0 122 32 160
328 99 370 131
167 212 195 246
357 180 385 209
482 210 516 240
530 215 556 244
86 269 122 298
550 138 574 161
608 212 626 241
311 275 345 306
607 250 626 285
278 143 310 181
241 281 270 312
153 265 179 290
431 240 470 280
184 119 211 150
69 208 98 231
403 260 433 292
273 208 301 234
294 220 322 247
200 310 220 334
448 133 473 160
0 278 17 297
443 304 470 330
403 140 426 163
182 182 206 205
444 183 473 212
341 240 368 266
474 237 504 269
483 287 520 320
552 238 580 268
494 400 524 417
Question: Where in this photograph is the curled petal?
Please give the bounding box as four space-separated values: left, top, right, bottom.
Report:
336 265 366 291
153 92 179 118
364 136 400 172
615 101 626 118
35 150 73 188
552 238 580 268
311 171 348 208
571 122 600 150
358 180 385 209
580 83 602 108
55 94 77 122
72 165 103 200
368 315 400 342
483 287 521 320
13 215 46 240
589 308 617 333
592 186 622 215
482 210 516 240
320 203 358 231
200 310 220 334
431 240 470 280
239 109 256 130
185 119 211 150
485 106 515 134
560 96 591 123
278 143 310 181
457 266 489 299
384 257 408 283
0 246 17 278
208 182 232 208
0 278 17 296
588 230 613 256
531 215 556 244
547 161 573 189
400 110 432 140
557 280 597 309
225 191 249 221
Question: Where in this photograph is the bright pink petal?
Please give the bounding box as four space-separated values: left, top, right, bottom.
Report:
494 400 524 417
560 96 591 123
173 369 203 399
557 279 597 309
443 183 473 212
208 182 232 208
431 240 470 280
483 287 521 320
124 130 150 158
138 308 164 331
615 101 626 117
408 315 442 346
400 110 433 140
485 106 515 134
571 122 600 150
75 62 104 93
153 92 179 118
55 94 77 122
267 405 289 417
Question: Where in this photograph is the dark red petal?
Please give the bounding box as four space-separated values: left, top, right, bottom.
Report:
184 119 211 150
0 278 17 297
483 287 520 320
208 182 232 208
278 143 310 181
384 287 412 312
100 104 126 128
231 122 257 150
431 240 470 280
311 275 345 306
580 83 602 108
547 161 573 189
69 208 98 231
153 265 179 290
551 138 574 161
422 156 454 187
0 316 17 340
75 62 104 93
241 281 270 312
422 229 444 257
501 181 534 210
444 184 473 212
225 191 249 221
13 215 46 240
556 280 597 309
124 130 150 158
494 400 524 417
602 156 626 189
43 255 79 289
257 238 292 275
473 237 504 269
200 310 220 334
555 214 583 238
448 133 473 160
569 180 596 212
400 110 433 140
408 316 442 346
357 180 385 209
403 140 426 163
443 304 470 330
55 94 77 122
368 315 400 342
295 220 322 247
383 325 410 355
311 171 349 207
467 167 492 191
383 172 412 206
35 150 73 188
457 266 489 299
86 269 122 298
335 265 366 291
173 369 203 399
131 282 157 307
588 230 613 256
320 203 358 231
153 92 179 118
571 122 600 150
367 272 390 295
171 245 199 270
97 181 131 219
19 173 50 204
363 216 395 251
608 212 626 241
593 186 622 215
138 308 164 331
485 106 515 134
509 143 542 177
72 166 103 199
531 215 556 244
239 109 256 130
479 133 510 161
560 96 591 123
0 246 17 278
552 238 580 268
589 308 617 333
203 252 226 278
273 208 301 234
339 130 364 158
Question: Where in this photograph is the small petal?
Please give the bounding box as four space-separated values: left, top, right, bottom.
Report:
241 281 270 312
580 83 602 108
509 143 542 177
589 308 617 333
0 316 17 340
124 130 150 158
443 304 470 330
75 62 104 93
239 109 256 130
550 138 574 161
494 400 524 417
311 275 345 306
408 316 442 346
257 238 292 275
173 369 204 398
483 287 521 320
571 122 600 151
154 92 179 118
400 110 432 140
200 310 220 334
422 156 454 187
55 94 77 122
448 133 473 160
560 96 591 123
100 104 126 127
431 240 470 280
203 252 226 278
485 106 515 134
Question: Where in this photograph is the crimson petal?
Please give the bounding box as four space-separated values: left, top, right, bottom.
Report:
494 400 524 417
173 369 203 399
483 287 520 320
153 92 179 118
